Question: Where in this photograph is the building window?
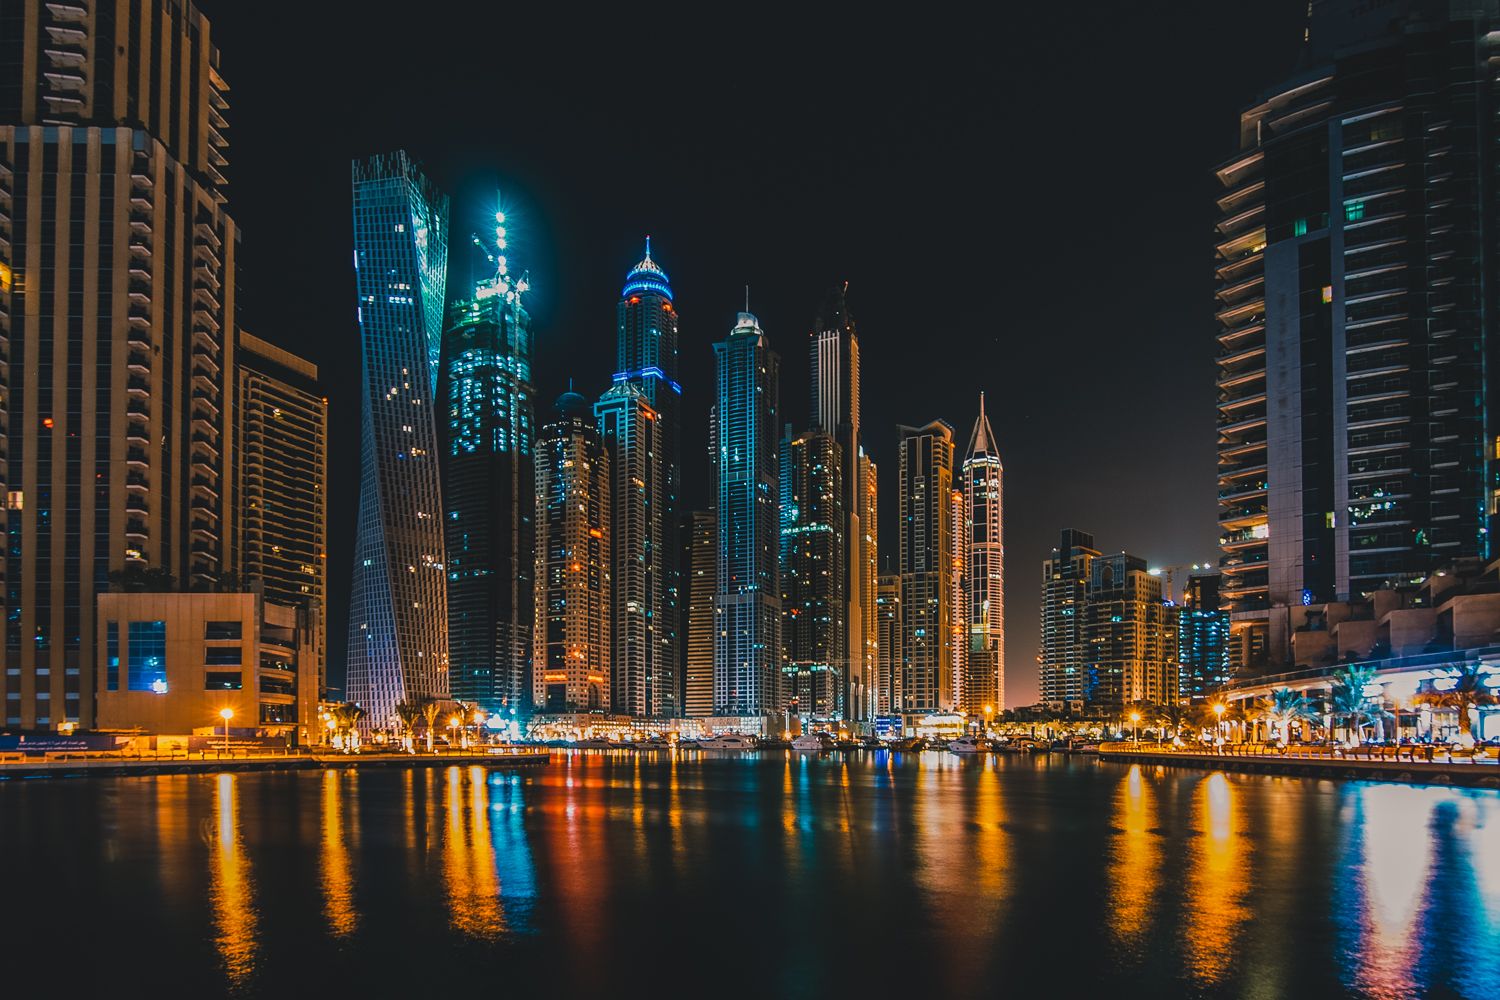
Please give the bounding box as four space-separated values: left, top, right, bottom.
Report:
127 620 167 693
205 621 242 640
1344 199 1364 222
205 646 243 666
1292 217 1308 238
205 671 242 691
106 622 120 691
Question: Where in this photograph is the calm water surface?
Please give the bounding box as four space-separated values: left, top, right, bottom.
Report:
2 752 1498 998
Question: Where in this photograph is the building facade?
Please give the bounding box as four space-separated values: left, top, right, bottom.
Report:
808 285 875 722
96 589 317 745
780 429 844 722
962 394 1004 713
614 240 680 710
1214 1 1500 672
713 310 781 718
440 272 535 719
680 509 715 717
897 420 955 713
1084 551 1177 711
875 572 902 715
346 151 449 730
1 0 240 730
596 381 671 716
533 391 608 713
234 331 326 695
1040 528 1099 709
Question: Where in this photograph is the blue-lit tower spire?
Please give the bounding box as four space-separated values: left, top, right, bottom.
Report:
612 239 681 714
347 151 451 730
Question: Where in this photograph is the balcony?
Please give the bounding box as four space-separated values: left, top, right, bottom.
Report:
125 519 148 541
126 375 150 397
126 352 150 374
125 473 149 492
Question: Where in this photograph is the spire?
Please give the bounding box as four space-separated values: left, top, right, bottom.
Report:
967 391 998 459
622 236 673 301
644 234 652 262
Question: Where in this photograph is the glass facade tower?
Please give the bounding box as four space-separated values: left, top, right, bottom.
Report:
780 429 845 722
347 151 449 730
440 271 534 719
897 420 955 713
962 393 1004 712
713 311 781 718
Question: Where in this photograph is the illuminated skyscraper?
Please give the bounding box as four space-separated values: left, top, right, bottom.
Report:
1 0 240 729
780 429 844 722
1215 1 1500 670
680 509 716 717
1179 573 1230 702
347 151 449 730
614 240 680 707
875 572 902 715
1040 528 1098 709
950 487 968 712
808 285 876 722
440 265 534 718
534 391 609 713
897 420 955 713
1084 551 1177 711
596 381 672 716
713 310 781 719
962 393 1004 712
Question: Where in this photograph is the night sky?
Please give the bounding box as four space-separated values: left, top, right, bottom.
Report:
201 2 1310 706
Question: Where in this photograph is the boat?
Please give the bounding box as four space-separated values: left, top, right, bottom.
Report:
676 738 702 750
949 735 991 754
700 733 759 750
574 737 613 749
791 731 837 751
890 737 927 752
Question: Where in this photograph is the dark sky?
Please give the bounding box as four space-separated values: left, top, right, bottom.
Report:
201 2 1309 706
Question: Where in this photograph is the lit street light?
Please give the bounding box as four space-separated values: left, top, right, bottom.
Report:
219 707 234 755
1129 711 1141 744
1213 702 1227 746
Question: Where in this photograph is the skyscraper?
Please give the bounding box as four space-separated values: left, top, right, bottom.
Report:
1179 572 1231 702
808 285 875 723
1215 1 1500 671
596 381 671 716
1 0 241 730
234 331 327 694
533 390 609 713
347 151 449 730
713 310 781 720
963 394 1004 712
950 487 968 712
680 509 716 718
1040 528 1098 709
1084 551 1177 712
875 572 902 715
780 429 844 722
897 420 955 714
615 240 680 708
440 266 535 718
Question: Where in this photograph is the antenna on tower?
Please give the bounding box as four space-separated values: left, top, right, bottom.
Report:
745 285 750 312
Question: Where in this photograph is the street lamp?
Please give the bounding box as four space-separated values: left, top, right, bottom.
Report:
219 707 234 755
1129 711 1141 744
1213 702 1227 746
983 705 993 737
449 714 462 751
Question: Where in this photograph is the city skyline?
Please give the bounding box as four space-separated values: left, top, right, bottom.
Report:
207 2 1316 706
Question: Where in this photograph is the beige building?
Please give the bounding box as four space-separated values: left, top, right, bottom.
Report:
96 590 317 745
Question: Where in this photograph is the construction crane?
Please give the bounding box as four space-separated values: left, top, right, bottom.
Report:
1147 561 1217 606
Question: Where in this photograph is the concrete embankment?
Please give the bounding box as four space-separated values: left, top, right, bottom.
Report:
0 749 550 780
1098 745 1500 789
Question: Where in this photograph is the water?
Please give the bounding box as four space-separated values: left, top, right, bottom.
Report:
2 752 1498 998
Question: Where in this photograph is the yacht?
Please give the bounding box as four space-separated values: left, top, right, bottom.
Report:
700 733 759 750
791 731 837 751
949 735 991 755
574 737 613 749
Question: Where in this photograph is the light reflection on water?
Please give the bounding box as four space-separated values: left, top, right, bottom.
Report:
3 754 1498 997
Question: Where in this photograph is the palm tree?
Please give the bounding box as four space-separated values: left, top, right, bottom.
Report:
1415 661 1498 745
393 700 421 753
452 699 475 749
1328 666 1378 746
421 698 442 752
1157 701 1191 743
1261 687 1319 744
331 703 365 751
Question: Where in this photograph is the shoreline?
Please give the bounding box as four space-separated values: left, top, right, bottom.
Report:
1097 746 1500 789
0 749 550 781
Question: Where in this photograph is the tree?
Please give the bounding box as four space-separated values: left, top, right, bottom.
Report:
393 700 421 753
1156 701 1192 742
1415 662 1498 745
452 699 475 749
421 699 442 752
1261 687 1319 743
1329 666 1381 745
331 703 365 751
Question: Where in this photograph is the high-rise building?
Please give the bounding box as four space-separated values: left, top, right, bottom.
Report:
780 429 844 722
1084 551 1178 712
614 240 680 708
809 285 876 723
1 0 240 730
680 509 715 717
234 332 327 694
1179 572 1231 702
1040 528 1099 709
713 310 781 718
897 420 955 714
440 269 535 719
596 381 671 716
949 487 968 712
875 572 902 715
962 393 1004 713
533 391 609 713
347 151 449 730
1215 1 1500 671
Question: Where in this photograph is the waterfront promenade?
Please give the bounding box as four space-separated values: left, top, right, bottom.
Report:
1099 742 1500 788
0 746 550 780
